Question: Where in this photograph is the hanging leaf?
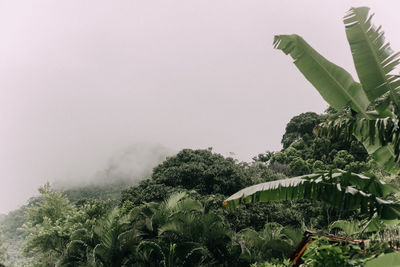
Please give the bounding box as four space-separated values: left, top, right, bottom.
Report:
224 171 400 220
273 34 370 117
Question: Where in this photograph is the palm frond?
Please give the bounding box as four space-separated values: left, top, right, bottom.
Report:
136 240 166 267
164 192 187 211
182 246 210 267
329 220 363 236
117 228 141 247
93 243 108 264
176 198 204 213
158 221 186 236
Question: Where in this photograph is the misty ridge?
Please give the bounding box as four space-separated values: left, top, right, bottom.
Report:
52 143 175 190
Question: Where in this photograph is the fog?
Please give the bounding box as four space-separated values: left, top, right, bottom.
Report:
52 143 174 189
1 0 400 213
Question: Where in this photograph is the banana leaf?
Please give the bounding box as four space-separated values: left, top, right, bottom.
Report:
273 34 370 118
315 114 400 174
224 170 400 220
344 7 400 106
275 7 400 174
353 118 400 174
329 220 363 236
365 253 400 267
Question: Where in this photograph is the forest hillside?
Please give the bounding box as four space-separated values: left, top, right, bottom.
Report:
1 108 392 266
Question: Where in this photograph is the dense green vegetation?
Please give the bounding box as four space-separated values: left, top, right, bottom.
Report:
226 6 400 266
0 108 386 266
1 5 400 267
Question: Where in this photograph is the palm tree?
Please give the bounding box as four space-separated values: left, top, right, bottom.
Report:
158 211 236 266
234 222 302 263
92 207 140 267
61 207 141 267
134 192 239 266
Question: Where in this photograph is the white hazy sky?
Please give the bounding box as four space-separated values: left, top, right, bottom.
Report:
1 0 400 213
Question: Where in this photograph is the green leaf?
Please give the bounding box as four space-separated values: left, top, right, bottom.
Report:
274 7 400 174
273 34 370 117
365 252 400 267
353 118 400 174
316 116 400 174
224 170 400 220
344 7 400 105
329 220 362 236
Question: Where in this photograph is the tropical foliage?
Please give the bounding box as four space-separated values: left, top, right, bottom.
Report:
225 5 400 265
0 107 389 266
224 170 400 220
1 5 400 267
300 236 392 267
274 7 400 174
0 141 360 266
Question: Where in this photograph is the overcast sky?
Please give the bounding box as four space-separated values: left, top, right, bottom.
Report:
1 0 400 213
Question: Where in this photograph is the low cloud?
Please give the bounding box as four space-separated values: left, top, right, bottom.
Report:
54 143 174 189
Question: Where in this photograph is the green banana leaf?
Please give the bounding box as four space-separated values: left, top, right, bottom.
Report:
273 34 370 118
344 7 400 105
329 217 400 235
275 7 400 174
362 216 400 233
315 115 400 174
352 118 400 174
365 253 400 267
329 220 363 236
224 170 400 220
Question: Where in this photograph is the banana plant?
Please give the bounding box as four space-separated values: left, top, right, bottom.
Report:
225 7 400 226
224 170 400 219
273 7 400 174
